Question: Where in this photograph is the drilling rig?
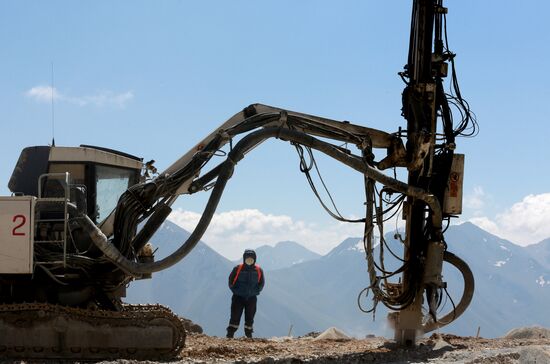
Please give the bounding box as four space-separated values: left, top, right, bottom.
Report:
383 0 476 345
0 0 475 359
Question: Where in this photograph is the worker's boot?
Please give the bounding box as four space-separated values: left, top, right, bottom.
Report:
226 326 237 338
244 326 253 338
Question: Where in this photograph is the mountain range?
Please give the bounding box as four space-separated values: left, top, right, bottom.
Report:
234 241 321 271
126 221 550 339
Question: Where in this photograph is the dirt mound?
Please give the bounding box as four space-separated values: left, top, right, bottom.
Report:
313 327 352 341
504 326 550 339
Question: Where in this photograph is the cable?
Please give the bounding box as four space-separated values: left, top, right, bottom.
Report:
294 144 365 223
442 13 479 139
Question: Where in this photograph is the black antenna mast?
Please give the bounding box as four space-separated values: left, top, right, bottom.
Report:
51 62 55 146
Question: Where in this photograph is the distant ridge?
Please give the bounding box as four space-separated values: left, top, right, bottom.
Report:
254 241 321 271
526 237 550 271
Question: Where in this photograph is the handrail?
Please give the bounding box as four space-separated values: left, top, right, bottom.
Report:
36 172 71 267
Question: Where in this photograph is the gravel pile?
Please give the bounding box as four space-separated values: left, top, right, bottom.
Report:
504 326 550 340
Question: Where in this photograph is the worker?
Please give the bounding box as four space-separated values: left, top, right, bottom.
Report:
226 249 265 338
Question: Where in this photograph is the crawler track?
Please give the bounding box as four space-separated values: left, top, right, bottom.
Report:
0 302 186 360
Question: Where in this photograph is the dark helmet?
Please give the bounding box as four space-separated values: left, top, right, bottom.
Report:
243 249 256 265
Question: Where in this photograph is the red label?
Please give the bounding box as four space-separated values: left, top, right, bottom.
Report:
449 172 459 197
12 215 27 236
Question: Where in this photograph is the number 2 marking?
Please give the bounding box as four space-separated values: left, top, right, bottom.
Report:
12 215 26 236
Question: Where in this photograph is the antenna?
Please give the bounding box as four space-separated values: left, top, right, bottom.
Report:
51 62 55 146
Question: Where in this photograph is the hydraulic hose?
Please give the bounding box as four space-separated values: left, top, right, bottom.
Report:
422 251 475 333
78 154 234 276
82 127 443 275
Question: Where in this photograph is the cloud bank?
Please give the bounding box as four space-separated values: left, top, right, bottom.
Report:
26 85 133 108
168 208 365 260
469 192 550 246
167 191 550 260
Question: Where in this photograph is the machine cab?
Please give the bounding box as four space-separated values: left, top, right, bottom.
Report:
8 145 143 224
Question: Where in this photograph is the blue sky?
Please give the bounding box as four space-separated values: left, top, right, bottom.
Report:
1 1 549 258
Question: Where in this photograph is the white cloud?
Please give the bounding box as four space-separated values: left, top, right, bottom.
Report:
26 86 61 102
469 193 550 246
168 208 365 260
464 186 486 211
469 216 499 235
25 85 133 108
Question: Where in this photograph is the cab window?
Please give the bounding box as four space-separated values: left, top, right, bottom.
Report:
95 165 135 222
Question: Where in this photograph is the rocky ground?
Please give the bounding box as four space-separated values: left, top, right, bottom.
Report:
97 326 550 364
4 327 550 363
